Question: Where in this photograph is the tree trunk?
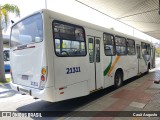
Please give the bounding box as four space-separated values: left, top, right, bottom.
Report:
0 17 6 82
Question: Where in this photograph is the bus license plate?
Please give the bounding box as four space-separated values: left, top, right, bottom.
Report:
22 75 28 80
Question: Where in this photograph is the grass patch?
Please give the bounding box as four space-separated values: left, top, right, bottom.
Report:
0 78 11 85
6 78 11 83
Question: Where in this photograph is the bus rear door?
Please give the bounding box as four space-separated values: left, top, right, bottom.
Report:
136 44 141 74
88 36 102 91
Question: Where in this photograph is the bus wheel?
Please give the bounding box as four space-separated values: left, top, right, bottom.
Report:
146 63 150 74
146 67 149 74
114 71 123 88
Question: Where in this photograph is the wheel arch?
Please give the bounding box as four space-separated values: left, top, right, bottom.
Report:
114 67 124 88
115 68 124 79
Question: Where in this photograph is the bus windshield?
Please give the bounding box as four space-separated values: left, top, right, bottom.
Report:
10 13 43 48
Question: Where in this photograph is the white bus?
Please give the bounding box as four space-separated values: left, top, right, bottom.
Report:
10 9 155 102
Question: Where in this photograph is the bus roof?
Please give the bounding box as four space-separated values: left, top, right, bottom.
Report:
12 9 153 45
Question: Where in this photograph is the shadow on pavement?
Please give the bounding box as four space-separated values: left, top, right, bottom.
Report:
16 85 116 120
0 83 18 98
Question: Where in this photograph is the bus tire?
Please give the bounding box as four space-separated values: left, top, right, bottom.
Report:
114 70 123 88
146 63 150 74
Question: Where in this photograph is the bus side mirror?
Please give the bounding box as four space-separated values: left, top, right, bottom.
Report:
11 20 15 24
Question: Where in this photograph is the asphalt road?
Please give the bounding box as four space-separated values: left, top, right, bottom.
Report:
0 81 118 120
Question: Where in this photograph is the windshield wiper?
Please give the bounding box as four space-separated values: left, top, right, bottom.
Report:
13 45 35 51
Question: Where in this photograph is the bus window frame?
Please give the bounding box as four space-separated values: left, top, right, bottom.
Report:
10 12 43 49
88 38 94 63
52 20 87 57
103 32 116 56
141 42 151 55
115 35 127 56
127 38 136 55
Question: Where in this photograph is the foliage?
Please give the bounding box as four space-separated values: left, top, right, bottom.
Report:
0 4 20 82
0 4 20 29
0 78 10 84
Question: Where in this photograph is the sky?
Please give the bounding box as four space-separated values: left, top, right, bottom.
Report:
1 0 159 43
1 0 45 35
0 0 45 18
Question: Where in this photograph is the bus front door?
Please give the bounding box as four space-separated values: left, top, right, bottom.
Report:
88 36 102 91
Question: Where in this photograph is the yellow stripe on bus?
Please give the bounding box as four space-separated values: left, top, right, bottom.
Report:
107 55 120 76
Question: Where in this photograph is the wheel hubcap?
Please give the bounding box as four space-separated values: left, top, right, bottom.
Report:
115 75 121 86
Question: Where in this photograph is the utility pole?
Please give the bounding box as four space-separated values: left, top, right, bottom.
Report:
159 0 160 15
45 0 47 9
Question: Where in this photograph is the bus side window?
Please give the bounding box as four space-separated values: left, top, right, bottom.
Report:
115 36 127 55
53 21 86 57
127 39 136 55
88 38 94 63
141 42 151 61
96 39 100 62
103 33 115 56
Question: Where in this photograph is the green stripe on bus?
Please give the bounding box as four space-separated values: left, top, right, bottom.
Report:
104 56 112 76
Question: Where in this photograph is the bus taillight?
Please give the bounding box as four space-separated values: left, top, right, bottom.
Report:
39 67 48 90
41 68 47 75
41 75 45 81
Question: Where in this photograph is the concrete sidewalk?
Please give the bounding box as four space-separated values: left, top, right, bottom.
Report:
65 70 160 120
0 73 12 97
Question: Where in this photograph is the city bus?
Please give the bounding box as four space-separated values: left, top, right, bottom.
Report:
10 9 155 102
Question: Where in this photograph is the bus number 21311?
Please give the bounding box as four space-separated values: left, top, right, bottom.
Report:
66 67 81 74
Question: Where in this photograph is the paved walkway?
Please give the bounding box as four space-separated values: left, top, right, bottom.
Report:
65 64 160 119
0 83 19 103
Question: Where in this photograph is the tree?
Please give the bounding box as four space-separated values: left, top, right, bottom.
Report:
0 4 20 82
